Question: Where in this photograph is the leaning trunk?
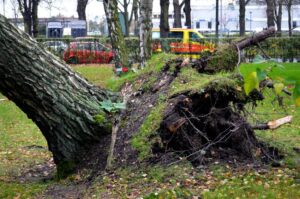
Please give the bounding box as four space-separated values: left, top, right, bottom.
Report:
173 0 182 28
0 15 116 175
160 0 170 38
104 0 129 68
239 0 246 36
184 0 191 28
139 0 153 67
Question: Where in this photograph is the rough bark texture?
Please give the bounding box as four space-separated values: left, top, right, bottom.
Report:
173 0 182 28
183 0 191 28
104 0 129 68
0 15 116 171
160 0 170 38
139 0 153 67
77 0 88 21
266 0 275 27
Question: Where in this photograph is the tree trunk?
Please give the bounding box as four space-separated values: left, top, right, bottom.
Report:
160 0 169 38
23 13 32 36
77 0 88 21
239 0 246 36
0 15 117 175
286 0 292 37
32 0 39 38
266 0 275 27
184 0 191 28
123 0 130 36
139 0 153 67
104 0 129 68
133 0 139 36
275 0 283 35
173 0 182 28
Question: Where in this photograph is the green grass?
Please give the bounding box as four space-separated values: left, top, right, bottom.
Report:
0 60 299 198
0 97 51 196
240 63 300 154
0 182 49 199
73 64 114 88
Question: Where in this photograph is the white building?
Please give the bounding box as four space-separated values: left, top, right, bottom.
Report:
152 0 300 32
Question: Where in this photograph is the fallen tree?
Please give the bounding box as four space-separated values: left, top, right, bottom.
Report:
0 13 281 177
0 15 118 176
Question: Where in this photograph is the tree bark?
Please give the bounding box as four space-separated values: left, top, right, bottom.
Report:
173 0 182 28
239 0 250 36
32 0 39 38
266 0 275 27
77 0 89 21
104 0 129 68
183 0 191 28
274 0 283 35
286 0 292 36
17 0 34 36
0 15 117 173
139 0 153 67
160 0 169 38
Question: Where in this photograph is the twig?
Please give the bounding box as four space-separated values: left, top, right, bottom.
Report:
251 115 293 130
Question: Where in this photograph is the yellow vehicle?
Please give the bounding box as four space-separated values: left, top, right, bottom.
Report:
152 28 214 59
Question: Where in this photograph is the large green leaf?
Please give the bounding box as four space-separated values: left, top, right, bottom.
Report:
256 68 267 81
293 83 300 107
253 55 266 64
244 71 259 95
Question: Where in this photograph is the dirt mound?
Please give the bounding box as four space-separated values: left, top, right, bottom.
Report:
108 58 281 169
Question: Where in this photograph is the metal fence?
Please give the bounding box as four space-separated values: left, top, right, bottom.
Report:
38 36 300 64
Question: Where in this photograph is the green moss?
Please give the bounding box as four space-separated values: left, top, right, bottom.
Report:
94 110 112 130
56 160 76 180
169 67 230 96
105 54 177 92
131 102 167 160
206 44 238 72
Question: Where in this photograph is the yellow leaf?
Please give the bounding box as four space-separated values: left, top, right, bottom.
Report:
274 83 284 95
244 72 259 95
295 97 300 107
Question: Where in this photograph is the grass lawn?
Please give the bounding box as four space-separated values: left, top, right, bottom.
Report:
0 61 299 198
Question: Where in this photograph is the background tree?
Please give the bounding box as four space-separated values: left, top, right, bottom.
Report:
284 0 293 36
265 0 275 27
173 0 184 28
103 0 129 68
160 0 169 38
239 0 251 36
274 0 283 35
17 0 40 37
139 0 153 67
183 0 191 28
10 0 19 25
77 0 89 20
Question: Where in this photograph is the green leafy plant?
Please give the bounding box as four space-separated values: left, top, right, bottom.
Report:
100 100 126 113
242 55 300 107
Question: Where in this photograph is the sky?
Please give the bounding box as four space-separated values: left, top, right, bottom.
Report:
0 0 233 21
